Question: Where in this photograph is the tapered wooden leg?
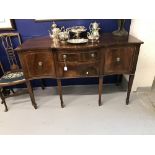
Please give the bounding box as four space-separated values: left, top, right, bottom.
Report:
126 75 135 105
26 81 37 109
0 90 8 112
98 77 103 106
116 75 122 86
40 79 45 90
57 79 64 108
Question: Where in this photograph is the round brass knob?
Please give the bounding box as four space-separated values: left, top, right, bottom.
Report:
63 54 67 59
91 53 95 58
116 57 120 62
38 61 43 66
86 71 89 75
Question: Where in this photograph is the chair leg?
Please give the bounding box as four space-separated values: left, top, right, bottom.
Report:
10 88 15 94
2 100 8 112
0 90 8 112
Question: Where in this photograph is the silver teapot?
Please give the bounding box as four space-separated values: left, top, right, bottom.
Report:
87 31 99 41
89 21 100 30
87 21 100 41
91 29 100 37
49 21 61 39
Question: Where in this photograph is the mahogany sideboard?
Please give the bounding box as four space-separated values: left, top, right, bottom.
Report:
16 33 143 108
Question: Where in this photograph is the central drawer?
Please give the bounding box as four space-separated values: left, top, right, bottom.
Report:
58 50 99 62
57 50 100 78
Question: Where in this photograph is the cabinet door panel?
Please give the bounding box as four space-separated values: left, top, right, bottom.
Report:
22 51 55 78
104 47 134 74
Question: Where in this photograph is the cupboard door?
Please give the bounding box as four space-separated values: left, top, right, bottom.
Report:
104 47 134 74
22 50 55 78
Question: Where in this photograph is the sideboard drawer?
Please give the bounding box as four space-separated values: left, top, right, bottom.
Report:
58 53 79 62
57 62 99 78
80 51 99 62
104 47 134 74
22 51 55 78
58 51 99 63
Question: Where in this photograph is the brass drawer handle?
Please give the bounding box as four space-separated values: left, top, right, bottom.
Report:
62 54 67 71
86 71 89 75
38 61 43 66
116 57 120 62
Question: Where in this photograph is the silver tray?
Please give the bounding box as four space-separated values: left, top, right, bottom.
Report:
67 39 88 44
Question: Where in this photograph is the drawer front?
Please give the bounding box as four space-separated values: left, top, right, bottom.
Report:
80 51 99 62
58 53 79 62
104 47 134 74
22 51 55 78
58 50 99 62
57 62 99 78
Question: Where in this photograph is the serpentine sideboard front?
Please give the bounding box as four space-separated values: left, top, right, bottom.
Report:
16 33 143 108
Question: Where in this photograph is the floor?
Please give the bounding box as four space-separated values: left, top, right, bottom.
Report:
0 84 155 135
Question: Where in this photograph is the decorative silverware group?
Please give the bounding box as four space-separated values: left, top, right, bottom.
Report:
48 21 100 44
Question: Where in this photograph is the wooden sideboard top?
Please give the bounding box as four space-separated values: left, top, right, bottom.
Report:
16 33 143 51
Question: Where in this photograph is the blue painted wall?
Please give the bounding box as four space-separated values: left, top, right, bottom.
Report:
0 19 131 87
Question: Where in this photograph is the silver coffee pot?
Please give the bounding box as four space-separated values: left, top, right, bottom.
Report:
87 21 100 41
49 21 61 39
